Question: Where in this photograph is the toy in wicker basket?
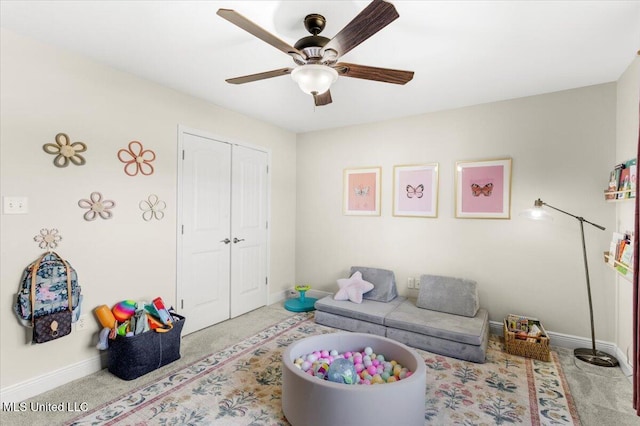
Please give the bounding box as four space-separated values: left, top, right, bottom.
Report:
503 314 551 362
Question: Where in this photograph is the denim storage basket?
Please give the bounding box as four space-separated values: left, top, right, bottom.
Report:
108 314 185 380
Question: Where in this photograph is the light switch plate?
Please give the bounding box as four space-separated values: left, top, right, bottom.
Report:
3 196 28 214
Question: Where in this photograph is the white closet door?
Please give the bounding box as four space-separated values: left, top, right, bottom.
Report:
179 133 232 335
230 145 269 318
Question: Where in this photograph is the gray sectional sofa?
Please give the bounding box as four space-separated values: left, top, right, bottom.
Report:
314 266 490 363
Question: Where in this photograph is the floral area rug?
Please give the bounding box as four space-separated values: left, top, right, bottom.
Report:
67 312 580 425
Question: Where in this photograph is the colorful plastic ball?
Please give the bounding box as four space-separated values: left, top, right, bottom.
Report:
364 346 373 356
327 358 358 385
371 374 384 384
112 300 137 323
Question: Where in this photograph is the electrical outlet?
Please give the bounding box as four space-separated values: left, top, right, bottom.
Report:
76 314 89 331
3 196 28 214
407 277 415 289
414 278 421 289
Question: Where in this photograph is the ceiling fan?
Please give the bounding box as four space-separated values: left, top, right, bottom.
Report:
217 0 414 106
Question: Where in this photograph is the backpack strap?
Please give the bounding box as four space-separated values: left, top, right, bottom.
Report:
30 251 73 327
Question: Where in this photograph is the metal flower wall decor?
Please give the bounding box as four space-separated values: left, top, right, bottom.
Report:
78 192 116 221
34 228 62 250
139 194 166 221
43 133 87 167
117 141 156 176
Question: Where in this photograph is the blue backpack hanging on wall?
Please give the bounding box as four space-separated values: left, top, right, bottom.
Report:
14 251 83 329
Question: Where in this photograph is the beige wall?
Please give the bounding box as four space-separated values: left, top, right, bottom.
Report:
0 29 297 390
614 56 640 366
2 25 636 400
296 84 618 342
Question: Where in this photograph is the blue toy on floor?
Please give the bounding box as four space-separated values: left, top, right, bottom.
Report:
284 285 317 312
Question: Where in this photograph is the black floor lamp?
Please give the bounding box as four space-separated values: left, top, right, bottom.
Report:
521 198 619 367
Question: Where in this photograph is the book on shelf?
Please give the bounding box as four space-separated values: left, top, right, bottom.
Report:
627 158 637 198
617 243 634 275
618 164 630 199
605 159 636 200
609 231 626 265
606 170 618 200
609 231 634 273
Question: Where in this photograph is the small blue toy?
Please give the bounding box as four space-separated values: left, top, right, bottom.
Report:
327 358 358 384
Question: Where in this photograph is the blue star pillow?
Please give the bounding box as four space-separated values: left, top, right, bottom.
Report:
334 271 374 304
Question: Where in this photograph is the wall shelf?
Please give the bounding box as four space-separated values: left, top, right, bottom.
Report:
603 252 633 281
604 189 634 202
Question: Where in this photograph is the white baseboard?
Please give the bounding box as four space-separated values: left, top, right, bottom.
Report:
0 352 107 403
489 320 633 379
614 345 634 379
2 317 632 403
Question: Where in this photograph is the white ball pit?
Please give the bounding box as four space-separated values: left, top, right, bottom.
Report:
282 332 426 426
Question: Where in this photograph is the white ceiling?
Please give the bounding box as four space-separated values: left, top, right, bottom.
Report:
1 1 639 133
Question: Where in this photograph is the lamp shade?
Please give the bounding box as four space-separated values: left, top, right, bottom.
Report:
291 64 338 95
519 199 553 221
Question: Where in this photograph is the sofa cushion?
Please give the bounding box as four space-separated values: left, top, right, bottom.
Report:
386 326 488 363
350 266 398 303
416 274 479 317
334 271 374 304
314 295 406 325
385 299 488 347
314 310 387 336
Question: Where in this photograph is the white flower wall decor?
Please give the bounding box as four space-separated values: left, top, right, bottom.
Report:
33 228 62 250
139 194 166 221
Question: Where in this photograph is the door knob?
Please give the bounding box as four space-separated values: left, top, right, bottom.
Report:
233 237 245 243
220 238 231 244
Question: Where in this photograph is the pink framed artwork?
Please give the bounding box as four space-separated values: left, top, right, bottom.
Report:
393 163 439 218
343 167 381 216
455 158 512 219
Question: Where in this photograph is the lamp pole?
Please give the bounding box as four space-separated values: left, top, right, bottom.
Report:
537 199 618 367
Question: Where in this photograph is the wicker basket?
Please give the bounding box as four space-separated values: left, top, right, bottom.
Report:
503 319 551 362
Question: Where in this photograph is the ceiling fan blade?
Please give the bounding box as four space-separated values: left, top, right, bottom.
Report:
334 63 414 85
323 0 399 58
217 9 305 59
313 90 333 106
226 68 293 84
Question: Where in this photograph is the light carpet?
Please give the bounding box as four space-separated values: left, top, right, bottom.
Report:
66 312 580 425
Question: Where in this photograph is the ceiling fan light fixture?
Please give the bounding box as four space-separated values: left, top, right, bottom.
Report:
291 64 338 95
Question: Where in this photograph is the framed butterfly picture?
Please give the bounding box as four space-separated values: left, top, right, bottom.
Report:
393 163 439 218
455 158 512 219
343 167 381 216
